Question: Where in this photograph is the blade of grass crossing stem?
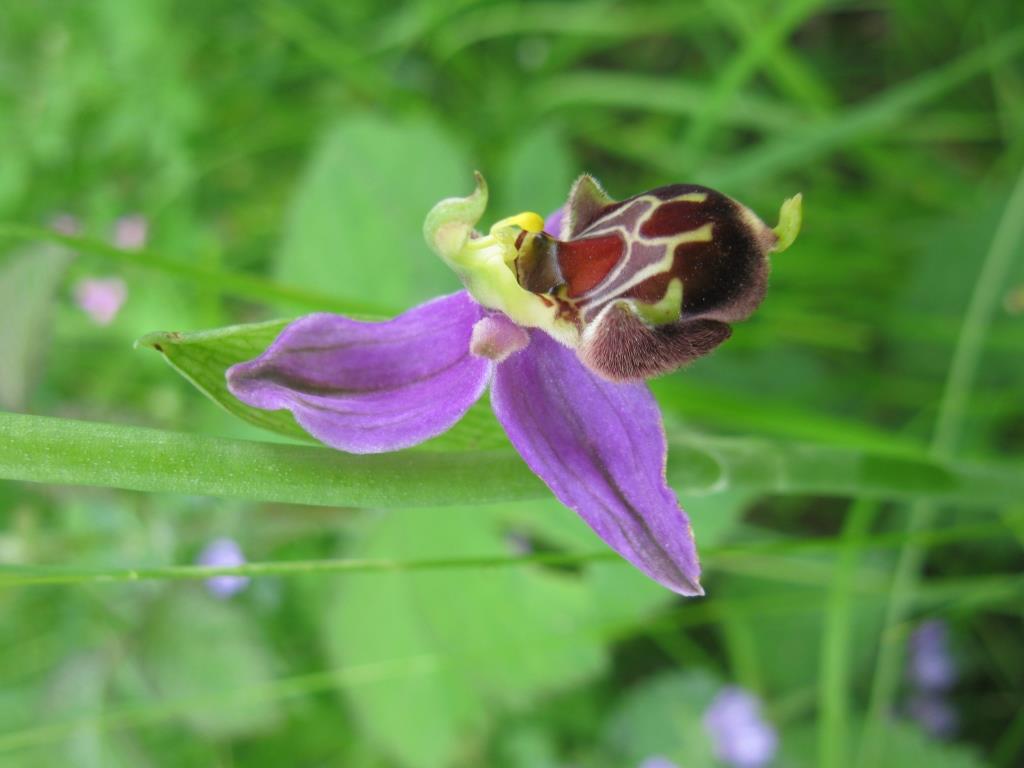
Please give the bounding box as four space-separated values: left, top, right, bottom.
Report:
713 0 834 113
708 26 1024 187
858 165 1024 766
819 499 879 768
679 0 828 162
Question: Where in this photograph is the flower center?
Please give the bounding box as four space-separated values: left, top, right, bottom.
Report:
423 175 582 346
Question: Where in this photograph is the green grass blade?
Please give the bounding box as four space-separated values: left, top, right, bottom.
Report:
712 0 835 113
859 164 1024 766
530 71 803 132
707 25 1024 186
2 412 1022 509
818 499 878 768
0 411 544 508
432 2 707 59
1 514 1016 589
678 0 829 161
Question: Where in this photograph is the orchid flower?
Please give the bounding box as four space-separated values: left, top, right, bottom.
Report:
226 174 801 596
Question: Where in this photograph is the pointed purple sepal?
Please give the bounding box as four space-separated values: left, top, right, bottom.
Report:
490 330 702 596
227 291 490 453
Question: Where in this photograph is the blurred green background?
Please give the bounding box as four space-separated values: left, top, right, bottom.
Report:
1 0 1023 766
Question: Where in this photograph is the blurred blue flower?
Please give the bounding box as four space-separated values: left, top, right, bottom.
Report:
908 620 957 691
196 537 250 598
638 756 679 768
908 692 958 738
703 686 778 768
906 620 958 737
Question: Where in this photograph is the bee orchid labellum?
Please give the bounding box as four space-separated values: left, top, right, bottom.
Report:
429 173 801 381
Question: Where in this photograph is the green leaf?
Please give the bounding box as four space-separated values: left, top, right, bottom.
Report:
137 320 310 442
277 113 470 309
140 590 280 738
604 670 721 767
323 505 606 768
0 244 72 409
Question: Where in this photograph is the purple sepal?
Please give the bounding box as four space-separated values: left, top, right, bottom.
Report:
227 291 491 453
490 330 702 596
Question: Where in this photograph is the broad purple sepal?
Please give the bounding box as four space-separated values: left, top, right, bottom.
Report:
490 330 702 596
227 291 491 453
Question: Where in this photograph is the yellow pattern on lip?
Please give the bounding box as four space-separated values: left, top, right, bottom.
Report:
490 211 545 234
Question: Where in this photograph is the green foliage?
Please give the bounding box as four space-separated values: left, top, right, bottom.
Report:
495 125 575 221
277 114 469 308
605 671 720 767
5 410 1023 513
0 245 72 409
324 505 608 768
1 1 1023 766
140 590 281 737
